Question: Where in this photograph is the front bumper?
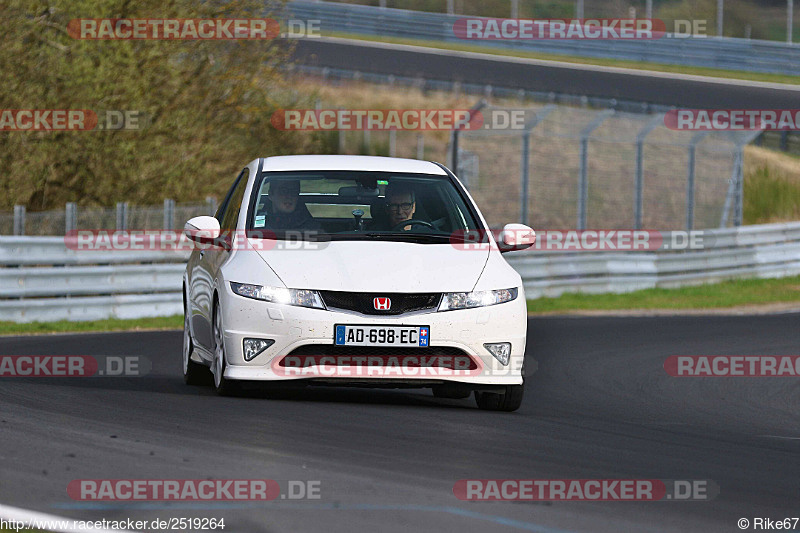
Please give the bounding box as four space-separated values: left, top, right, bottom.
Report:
219 286 527 386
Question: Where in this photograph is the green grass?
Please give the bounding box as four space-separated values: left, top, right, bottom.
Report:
527 275 800 314
327 32 800 86
744 166 800 224
0 315 182 336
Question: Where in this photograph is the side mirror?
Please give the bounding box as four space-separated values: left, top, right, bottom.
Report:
184 216 221 244
498 223 536 252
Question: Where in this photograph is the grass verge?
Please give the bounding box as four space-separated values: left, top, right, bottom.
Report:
0 315 182 336
327 32 800 86
527 275 800 314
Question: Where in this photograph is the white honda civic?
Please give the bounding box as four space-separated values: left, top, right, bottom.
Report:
182 155 535 411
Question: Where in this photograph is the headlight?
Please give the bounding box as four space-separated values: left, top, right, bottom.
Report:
438 288 518 311
230 282 325 309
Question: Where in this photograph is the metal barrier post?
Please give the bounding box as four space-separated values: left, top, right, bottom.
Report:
206 196 217 216
163 199 175 230
13 205 25 236
116 202 128 230
416 134 424 159
65 202 77 234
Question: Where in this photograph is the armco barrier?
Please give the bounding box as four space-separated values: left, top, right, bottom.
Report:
1 222 800 322
285 1 800 76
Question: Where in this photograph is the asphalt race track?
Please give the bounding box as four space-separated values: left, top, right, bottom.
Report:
0 314 798 532
291 38 800 109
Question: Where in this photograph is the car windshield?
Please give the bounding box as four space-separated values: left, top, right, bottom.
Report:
247 170 482 242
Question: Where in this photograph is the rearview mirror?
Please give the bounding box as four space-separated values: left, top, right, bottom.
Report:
499 223 536 252
184 216 220 244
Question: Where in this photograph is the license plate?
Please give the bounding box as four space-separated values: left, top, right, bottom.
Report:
335 325 430 347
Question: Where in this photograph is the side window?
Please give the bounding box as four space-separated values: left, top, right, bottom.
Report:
220 170 249 232
215 169 248 224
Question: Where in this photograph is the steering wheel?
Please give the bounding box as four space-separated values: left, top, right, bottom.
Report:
391 219 434 231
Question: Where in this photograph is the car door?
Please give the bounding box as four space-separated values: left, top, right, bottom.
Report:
191 168 248 352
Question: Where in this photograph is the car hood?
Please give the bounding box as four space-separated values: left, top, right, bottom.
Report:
250 240 490 293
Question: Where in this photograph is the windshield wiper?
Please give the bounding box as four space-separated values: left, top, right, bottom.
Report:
327 232 452 243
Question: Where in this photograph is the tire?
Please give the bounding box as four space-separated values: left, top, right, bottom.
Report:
212 299 239 396
183 299 207 385
474 383 524 412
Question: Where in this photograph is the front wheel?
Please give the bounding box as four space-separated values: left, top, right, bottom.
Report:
212 300 238 396
474 383 524 412
183 304 207 385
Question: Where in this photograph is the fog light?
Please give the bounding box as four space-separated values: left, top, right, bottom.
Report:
243 338 275 361
484 343 511 366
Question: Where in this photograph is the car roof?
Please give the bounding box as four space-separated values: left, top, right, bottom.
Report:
259 155 448 175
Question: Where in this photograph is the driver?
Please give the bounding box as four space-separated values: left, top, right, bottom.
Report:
384 182 417 231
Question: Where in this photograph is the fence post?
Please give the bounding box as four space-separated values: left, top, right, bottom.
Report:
163 198 175 230
686 132 708 230
733 148 744 226
578 110 613 230
116 202 128 230
65 202 77 234
389 129 397 157
416 134 425 159
634 114 665 229
12 205 25 236
450 129 459 177
718 130 762 227
206 196 217 216
451 99 487 181
519 105 556 225
520 133 530 225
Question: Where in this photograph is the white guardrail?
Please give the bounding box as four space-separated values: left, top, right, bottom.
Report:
1 222 800 322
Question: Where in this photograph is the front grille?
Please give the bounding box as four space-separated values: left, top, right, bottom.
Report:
287 345 466 357
319 291 441 315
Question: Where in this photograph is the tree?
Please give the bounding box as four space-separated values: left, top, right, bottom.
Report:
0 0 313 209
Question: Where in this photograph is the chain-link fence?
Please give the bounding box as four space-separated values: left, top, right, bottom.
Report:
0 199 217 236
450 103 761 230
